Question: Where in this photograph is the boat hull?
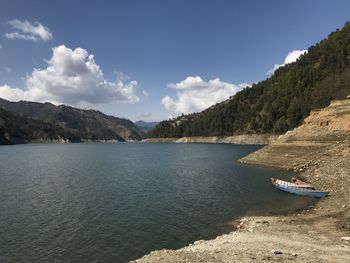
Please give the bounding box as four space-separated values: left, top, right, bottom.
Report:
273 183 329 198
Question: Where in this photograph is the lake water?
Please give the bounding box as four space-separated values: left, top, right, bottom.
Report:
0 143 313 262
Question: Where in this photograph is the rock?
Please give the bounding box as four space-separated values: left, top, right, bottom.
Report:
342 205 346 208
262 220 269 224
341 236 350 241
271 249 283 255
291 253 297 257
237 222 244 229
194 240 205 245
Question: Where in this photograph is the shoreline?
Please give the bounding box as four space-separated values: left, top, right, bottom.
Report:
1 134 277 146
0 138 140 146
143 134 279 145
135 156 350 262
135 100 350 262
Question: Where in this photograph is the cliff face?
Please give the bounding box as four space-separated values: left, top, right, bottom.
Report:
240 98 350 170
0 98 144 144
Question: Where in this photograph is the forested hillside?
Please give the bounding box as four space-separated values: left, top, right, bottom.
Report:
0 99 144 144
149 22 350 138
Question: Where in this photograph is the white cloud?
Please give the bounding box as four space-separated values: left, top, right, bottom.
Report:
142 90 149 97
0 85 25 101
0 45 139 106
114 71 130 81
268 50 307 74
5 20 53 42
162 76 248 114
5 67 11 73
0 44 2 49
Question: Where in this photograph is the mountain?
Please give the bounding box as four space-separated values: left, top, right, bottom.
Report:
148 22 350 138
135 120 159 132
135 120 159 128
0 98 144 144
0 107 81 144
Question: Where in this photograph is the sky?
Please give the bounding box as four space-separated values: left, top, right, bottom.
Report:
0 0 350 122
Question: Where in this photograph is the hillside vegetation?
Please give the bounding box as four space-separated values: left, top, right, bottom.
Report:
149 22 350 138
0 99 144 144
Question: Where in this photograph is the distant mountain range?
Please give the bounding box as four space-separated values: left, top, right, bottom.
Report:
0 98 144 144
148 22 350 138
134 120 159 132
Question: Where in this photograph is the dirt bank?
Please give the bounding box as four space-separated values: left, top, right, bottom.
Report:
240 99 350 169
143 134 278 145
134 100 350 263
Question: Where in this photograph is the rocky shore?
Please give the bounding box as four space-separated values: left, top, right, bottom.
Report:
143 134 278 145
134 100 350 263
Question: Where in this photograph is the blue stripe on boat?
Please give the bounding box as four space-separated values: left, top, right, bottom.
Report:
273 183 329 198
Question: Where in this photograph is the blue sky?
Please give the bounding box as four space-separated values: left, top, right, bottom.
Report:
0 0 350 121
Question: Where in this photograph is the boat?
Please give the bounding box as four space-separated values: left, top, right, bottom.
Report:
292 177 316 190
271 178 329 198
271 178 315 189
291 177 315 189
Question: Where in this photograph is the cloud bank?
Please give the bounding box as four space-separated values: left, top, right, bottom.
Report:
268 50 307 74
5 19 53 42
162 76 249 114
0 45 139 106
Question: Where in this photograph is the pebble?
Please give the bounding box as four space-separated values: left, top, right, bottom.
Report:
271 249 283 255
237 222 244 229
341 236 350 241
291 253 298 257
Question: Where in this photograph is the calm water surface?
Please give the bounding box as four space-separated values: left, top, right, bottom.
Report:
0 143 313 262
